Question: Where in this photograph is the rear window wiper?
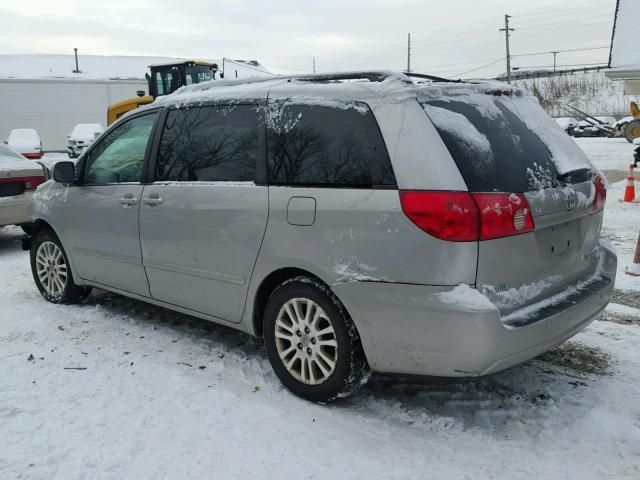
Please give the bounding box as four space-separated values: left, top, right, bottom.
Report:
556 168 594 185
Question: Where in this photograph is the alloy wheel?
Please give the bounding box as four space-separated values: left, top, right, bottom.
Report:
35 241 68 297
274 297 338 385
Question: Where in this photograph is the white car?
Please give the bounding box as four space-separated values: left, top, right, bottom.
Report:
7 128 43 159
67 123 104 158
0 144 47 232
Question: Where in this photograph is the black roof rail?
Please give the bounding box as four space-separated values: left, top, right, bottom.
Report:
403 72 462 83
290 71 404 83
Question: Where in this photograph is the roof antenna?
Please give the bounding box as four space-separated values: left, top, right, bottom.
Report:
72 48 81 74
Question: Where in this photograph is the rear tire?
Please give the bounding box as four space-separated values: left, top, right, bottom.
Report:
263 276 371 403
30 229 91 304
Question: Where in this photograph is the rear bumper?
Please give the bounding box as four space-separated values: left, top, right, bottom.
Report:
0 192 34 227
334 242 617 377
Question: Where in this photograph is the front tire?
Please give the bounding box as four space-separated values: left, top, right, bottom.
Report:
625 120 640 143
30 229 91 304
263 277 370 402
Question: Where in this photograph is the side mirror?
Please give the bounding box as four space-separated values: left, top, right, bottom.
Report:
53 161 75 184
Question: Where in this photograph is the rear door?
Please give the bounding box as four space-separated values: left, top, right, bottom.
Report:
139 103 268 323
421 89 603 315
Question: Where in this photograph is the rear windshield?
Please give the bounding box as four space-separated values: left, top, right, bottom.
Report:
422 96 582 193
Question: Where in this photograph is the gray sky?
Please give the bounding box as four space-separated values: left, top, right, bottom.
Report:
0 0 618 78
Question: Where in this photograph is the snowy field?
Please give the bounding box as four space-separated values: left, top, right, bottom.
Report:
1 139 639 479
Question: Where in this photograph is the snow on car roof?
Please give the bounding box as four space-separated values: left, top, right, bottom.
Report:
8 128 40 142
0 151 43 176
151 71 455 108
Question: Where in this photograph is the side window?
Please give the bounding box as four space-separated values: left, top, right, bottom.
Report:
266 103 395 187
155 105 259 182
83 113 157 184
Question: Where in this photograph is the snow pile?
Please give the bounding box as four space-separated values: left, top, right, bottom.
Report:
482 275 560 311
333 261 386 283
437 284 495 311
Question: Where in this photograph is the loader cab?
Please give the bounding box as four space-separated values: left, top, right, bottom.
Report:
107 60 218 125
147 61 218 98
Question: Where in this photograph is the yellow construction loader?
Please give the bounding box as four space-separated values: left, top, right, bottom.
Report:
617 101 640 143
107 60 218 125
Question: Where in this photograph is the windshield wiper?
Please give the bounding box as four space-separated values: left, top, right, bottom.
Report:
556 168 594 185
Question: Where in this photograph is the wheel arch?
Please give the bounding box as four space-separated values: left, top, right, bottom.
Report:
31 218 57 236
251 267 334 338
29 217 85 287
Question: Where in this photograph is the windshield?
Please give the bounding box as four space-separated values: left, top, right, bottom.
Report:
185 66 213 85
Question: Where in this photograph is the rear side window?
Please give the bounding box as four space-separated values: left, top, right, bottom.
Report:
267 103 395 187
156 105 259 182
422 100 560 193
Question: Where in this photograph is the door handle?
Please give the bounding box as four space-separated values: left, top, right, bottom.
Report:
143 194 163 206
119 195 138 206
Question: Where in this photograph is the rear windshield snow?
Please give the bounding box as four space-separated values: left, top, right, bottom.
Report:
421 93 592 193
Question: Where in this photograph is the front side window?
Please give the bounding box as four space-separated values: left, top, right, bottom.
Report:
155 105 259 182
266 103 395 187
83 113 157 184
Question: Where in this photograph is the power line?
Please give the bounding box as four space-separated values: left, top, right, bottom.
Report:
514 62 608 69
293 1 616 75
454 58 505 77
512 46 610 58
317 2 613 69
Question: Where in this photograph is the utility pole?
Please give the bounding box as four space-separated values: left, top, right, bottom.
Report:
72 47 81 73
313 56 316 74
499 15 514 83
551 51 559 72
406 33 411 73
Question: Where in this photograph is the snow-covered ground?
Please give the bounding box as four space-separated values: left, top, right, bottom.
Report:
1 138 639 479
577 137 637 173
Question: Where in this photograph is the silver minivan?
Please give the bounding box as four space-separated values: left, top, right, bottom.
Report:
28 72 616 402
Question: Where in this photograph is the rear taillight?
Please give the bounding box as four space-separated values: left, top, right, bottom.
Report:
399 191 479 241
0 176 46 191
592 175 606 212
24 176 46 190
472 193 534 240
399 191 535 242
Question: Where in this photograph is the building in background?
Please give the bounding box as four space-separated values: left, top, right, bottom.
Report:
606 0 640 94
0 54 270 151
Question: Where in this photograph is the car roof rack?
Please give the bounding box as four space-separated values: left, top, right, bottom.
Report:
290 71 403 83
403 72 462 83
